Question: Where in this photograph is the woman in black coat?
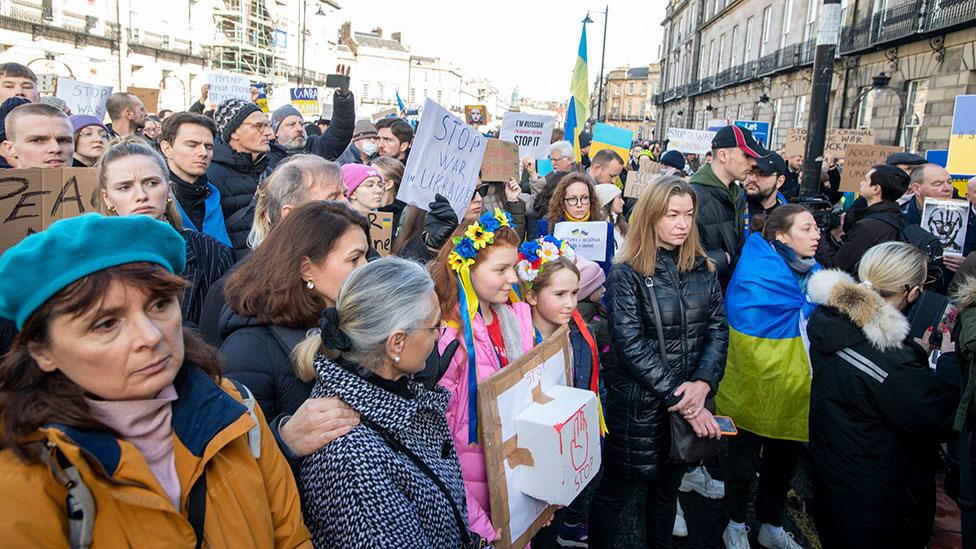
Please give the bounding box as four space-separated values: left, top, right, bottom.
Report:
805 242 959 549
589 177 728 549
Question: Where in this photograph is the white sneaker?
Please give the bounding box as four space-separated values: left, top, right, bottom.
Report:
672 500 688 538
722 524 751 549
757 524 802 549
679 465 725 499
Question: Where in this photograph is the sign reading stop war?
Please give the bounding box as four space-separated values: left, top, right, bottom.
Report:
499 112 555 159
0 168 99 254
839 144 903 192
784 128 875 159
397 98 487 220
666 128 716 155
56 78 113 120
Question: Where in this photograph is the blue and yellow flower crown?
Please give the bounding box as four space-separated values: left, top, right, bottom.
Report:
516 236 576 288
448 208 514 273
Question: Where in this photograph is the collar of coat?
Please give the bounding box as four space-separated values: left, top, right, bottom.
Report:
807 269 909 351
311 354 450 436
43 366 248 476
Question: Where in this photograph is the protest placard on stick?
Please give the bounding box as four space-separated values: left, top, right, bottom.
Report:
56 78 112 120
590 123 634 164
0 168 99 253
499 112 555 159
840 144 904 192
367 211 394 256
481 140 520 183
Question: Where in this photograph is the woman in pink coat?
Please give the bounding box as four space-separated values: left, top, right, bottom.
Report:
431 209 536 541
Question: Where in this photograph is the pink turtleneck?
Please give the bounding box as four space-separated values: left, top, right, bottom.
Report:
86 385 181 510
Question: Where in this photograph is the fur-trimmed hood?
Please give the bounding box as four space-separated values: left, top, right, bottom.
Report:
807 269 909 351
953 274 976 309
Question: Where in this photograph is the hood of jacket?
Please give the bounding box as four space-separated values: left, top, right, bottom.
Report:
807 269 908 352
218 305 265 341
954 273 976 309
212 139 268 175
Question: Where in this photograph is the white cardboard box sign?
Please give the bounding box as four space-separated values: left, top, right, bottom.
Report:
515 385 601 506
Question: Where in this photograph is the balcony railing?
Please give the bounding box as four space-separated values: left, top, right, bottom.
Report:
925 0 976 31
839 0 975 54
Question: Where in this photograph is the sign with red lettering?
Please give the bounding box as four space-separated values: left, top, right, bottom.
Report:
0 168 99 254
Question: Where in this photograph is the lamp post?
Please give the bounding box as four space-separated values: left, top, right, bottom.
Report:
584 6 609 123
847 72 907 146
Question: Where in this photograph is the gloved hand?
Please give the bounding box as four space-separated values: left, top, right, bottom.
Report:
415 340 460 390
424 194 460 251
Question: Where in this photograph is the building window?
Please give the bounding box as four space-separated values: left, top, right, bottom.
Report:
362 82 370 101
745 17 755 62
804 0 818 42
731 25 740 66
641 83 648 95
377 83 385 101
437 90 443 104
718 34 726 71
708 40 716 75
627 101 633 116
794 95 808 127
780 0 794 49
409 88 416 103
901 79 928 152
760 7 772 57
627 82 634 95
773 98 783 146
856 86 874 128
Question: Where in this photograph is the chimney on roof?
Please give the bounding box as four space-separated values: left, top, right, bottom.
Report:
372 27 383 37
391 31 401 43
339 21 352 43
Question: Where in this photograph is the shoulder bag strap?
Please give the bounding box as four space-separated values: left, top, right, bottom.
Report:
187 471 208 549
644 277 670 370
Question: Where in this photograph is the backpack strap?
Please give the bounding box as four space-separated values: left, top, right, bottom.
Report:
229 379 262 459
187 472 207 549
33 441 96 549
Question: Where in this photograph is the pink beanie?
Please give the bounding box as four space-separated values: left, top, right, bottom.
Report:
342 163 381 195
576 257 606 299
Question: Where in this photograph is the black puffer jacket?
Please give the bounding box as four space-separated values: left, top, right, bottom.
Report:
603 250 728 479
689 163 743 284
266 90 356 172
207 140 269 257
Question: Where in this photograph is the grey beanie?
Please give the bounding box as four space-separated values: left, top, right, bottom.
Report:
214 98 262 143
271 104 302 134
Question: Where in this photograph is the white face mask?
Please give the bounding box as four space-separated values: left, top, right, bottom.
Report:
360 141 379 156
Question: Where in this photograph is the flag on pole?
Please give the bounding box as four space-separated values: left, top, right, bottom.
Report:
395 90 406 116
565 23 590 163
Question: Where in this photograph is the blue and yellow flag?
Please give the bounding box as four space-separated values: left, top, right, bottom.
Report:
565 23 589 163
947 95 976 176
715 234 820 442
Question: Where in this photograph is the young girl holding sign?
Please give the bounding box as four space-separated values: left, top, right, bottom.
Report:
432 209 536 542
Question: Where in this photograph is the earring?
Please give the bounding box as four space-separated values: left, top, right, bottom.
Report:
393 355 400 363
107 205 116 213
306 279 315 290
167 196 173 204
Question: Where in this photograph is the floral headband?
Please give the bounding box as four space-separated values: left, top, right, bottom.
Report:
448 208 514 273
516 236 576 288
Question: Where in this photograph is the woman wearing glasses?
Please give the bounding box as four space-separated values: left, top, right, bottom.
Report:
342 163 386 216
542 173 615 275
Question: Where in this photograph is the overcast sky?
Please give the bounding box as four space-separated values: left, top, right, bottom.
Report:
337 0 666 102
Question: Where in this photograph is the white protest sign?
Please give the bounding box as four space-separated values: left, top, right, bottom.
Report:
397 98 487 220
55 78 112 120
499 112 556 159
922 198 970 256
553 221 609 262
205 72 251 109
666 128 716 155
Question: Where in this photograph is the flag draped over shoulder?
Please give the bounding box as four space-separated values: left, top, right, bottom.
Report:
565 23 589 163
715 234 820 442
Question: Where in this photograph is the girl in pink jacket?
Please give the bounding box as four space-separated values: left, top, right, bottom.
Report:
431 209 536 541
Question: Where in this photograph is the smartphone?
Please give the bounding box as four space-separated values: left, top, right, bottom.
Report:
714 415 738 436
325 73 351 90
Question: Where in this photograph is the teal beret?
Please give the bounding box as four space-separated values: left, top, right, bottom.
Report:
0 214 186 329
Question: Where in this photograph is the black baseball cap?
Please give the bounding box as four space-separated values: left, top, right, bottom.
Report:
755 151 788 176
885 152 926 166
711 125 771 159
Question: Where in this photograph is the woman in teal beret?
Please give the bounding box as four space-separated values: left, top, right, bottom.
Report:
0 214 311 546
95 137 233 328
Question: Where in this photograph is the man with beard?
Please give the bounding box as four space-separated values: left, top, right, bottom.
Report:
105 92 147 138
743 152 788 237
266 74 356 171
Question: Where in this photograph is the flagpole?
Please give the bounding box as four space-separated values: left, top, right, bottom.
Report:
596 5 608 124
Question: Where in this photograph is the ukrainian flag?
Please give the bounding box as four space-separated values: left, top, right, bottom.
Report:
565 23 589 163
947 95 976 175
716 234 820 442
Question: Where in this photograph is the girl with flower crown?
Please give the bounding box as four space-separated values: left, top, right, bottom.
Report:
430 208 536 542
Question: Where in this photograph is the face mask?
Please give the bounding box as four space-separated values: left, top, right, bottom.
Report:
360 141 379 156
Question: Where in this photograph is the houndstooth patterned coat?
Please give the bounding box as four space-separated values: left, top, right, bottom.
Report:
299 354 471 548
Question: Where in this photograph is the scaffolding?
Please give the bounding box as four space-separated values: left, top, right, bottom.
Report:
212 0 275 78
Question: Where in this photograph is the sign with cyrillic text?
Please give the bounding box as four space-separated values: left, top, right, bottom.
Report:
206 72 251 110
553 221 609 262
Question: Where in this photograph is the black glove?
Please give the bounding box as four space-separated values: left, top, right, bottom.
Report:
415 339 460 390
424 194 460 250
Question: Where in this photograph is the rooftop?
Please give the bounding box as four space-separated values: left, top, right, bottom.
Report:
353 32 407 51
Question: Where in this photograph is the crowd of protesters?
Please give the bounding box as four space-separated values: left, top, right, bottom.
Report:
0 59 971 549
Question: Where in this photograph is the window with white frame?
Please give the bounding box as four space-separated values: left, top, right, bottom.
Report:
745 17 755 62
794 95 808 127
362 82 370 100
901 79 928 152
760 7 772 56
731 25 740 66
803 0 818 42
718 34 726 71
780 0 794 49
708 40 716 75
856 87 874 128
773 98 783 146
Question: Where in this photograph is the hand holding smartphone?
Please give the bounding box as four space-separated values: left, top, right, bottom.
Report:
714 415 738 436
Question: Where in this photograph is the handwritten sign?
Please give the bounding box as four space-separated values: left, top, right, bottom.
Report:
205 72 251 109
624 159 665 199
55 78 112 120
666 128 716 155
553 221 609 262
481 139 520 183
784 128 875 159
590 123 634 164
127 87 159 113
947 95 976 175
839 144 904 192
499 112 555 159
367 210 394 256
922 198 969 256
0 168 99 254
290 87 319 117
397 98 487 220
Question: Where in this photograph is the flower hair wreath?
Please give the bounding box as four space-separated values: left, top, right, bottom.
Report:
448 208 514 272
516 235 577 288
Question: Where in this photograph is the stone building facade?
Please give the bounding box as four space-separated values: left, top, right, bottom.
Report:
593 64 662 139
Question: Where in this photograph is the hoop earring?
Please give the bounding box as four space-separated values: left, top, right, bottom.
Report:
306 280 315 290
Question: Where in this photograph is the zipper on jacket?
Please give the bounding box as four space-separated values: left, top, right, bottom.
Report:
665 258 689 370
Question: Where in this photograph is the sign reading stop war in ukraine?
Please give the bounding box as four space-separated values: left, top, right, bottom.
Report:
500 112 555 159
398 98 487 220
0 168 99 254
55 78 112 120
666 128 716 155
206 72 251 109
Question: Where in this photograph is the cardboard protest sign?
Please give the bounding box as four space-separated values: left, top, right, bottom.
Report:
55 78 112 120
367 211 394 256
465 105 488 126
624 158 665 199
499 112 555 159
371 107 398 122
0 168 99 254
553 221 609 262
590 123 634 164
481 139 520 183
839 144 904 192
926 149 975 197
947 95 976 176
397 98 487 219
922 198 969 256
666 128 716 155
477 326 575 548
205 72 251 109
784 128 875 159
290 87 319 117
127 87 159 113
734 120 770 147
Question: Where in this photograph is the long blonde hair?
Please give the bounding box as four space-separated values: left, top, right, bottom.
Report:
857 241 927 298
95 136 183 231
615 175 708 275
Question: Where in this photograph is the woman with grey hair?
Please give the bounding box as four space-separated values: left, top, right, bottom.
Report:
299 257 481 547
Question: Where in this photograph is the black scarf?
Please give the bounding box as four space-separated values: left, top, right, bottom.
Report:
171 173 210 231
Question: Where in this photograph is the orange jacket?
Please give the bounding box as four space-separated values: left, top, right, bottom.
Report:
0 367 311 548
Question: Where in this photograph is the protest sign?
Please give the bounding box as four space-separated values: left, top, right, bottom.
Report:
397 98 487 219
55 78 112 120
290 87 319 117
666 128 716 155
926 149 975 196
0 168 99 254
499 112 556 159
553 221 609 262
921 198 969 256
481 139 520 183
371 107 398 122
465 105 488 126
478 326 572 548
127 87 159 113
734 120 770 147
590 122 634 164
706 119 728 132
205 72 251 109
784 128 875 159
537 158 554 177
253 82 269 113
839 144 904 192
367 211 394 256
624 159 665 199
947 95 976 175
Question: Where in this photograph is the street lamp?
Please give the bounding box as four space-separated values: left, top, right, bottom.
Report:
846 71 907 145
584 6 609 123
